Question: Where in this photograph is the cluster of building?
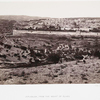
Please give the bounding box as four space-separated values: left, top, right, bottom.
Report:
13 18 100 33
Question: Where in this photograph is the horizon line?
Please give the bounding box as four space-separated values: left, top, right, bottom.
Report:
0 15 100 19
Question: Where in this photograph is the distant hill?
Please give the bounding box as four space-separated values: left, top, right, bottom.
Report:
0 15 46 21
0 15 100 21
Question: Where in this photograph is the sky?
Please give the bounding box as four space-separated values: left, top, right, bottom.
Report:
0 1 100 18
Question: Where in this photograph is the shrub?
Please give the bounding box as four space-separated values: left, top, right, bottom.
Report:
94 49 100 58
21 71 25 76
47 52 61 63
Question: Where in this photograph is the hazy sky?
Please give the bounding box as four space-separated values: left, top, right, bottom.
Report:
0 1 100 18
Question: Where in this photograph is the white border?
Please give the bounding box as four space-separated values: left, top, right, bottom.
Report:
0 0 100 100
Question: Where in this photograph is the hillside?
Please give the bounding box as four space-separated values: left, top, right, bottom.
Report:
0 15 45 21
0 58 100 84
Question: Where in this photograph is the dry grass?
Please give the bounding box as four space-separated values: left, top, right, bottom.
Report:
0 58 100 84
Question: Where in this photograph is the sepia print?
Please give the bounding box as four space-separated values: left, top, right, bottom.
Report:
0 1 100 84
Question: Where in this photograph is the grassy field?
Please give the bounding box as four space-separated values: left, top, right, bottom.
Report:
0 31 100 84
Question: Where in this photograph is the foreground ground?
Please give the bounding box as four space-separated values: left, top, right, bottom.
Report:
0 58 100 84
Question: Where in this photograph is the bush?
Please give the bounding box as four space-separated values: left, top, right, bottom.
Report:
47 52 61 63
94 49 100 58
